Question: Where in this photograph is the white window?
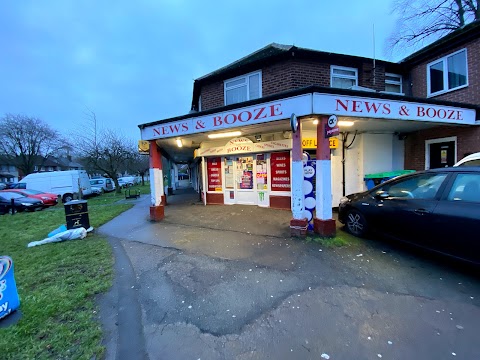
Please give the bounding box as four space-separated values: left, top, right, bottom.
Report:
427 49 468 97
331 66 358 89
224 71 262 106
384 73 403 94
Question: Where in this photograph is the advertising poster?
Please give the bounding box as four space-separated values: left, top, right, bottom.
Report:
271 151 291 191
207 157 222 191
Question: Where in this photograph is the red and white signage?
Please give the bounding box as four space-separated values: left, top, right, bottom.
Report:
141 95 312 140
207 157 222 192
196 139 291 157
270 151 291 191
313 93 476 125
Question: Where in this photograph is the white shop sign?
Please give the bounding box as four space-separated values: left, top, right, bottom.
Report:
196 139 292 157
141 94 312 140
313 93 476 125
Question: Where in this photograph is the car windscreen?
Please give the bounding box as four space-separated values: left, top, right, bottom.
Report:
0 192 25 199
22 189 43 195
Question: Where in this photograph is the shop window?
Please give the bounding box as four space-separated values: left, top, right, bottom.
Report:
427 49 468 96
207 157 222 192
384 73 403 94
331 66 358 89
224 71 261 106
270 151 291 191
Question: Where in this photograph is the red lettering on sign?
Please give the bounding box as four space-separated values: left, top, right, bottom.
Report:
238 111 252 122
224 113 236 124
213 116 222 127
182 123 189 131
365 102 380 113
383 104 391 114
351 100 362 112
336 99 349 111
254 106 267 120
269 103 283 117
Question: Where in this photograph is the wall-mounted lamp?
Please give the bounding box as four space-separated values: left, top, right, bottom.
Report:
208 131 242 139
313 119 319 125
338 121 354 127
176 139 183 147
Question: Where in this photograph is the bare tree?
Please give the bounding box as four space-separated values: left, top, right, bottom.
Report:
127 152 150 185
387 0 479 55
74 110 136 193
0 113 66 176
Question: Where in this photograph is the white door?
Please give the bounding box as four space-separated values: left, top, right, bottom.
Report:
235 156 256 205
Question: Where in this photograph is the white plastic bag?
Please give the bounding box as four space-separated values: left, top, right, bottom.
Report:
28 227 87 248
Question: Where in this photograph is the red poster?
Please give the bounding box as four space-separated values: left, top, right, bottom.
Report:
270 151 291 191
207 157 222 191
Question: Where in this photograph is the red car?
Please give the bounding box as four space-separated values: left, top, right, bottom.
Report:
0 189 59 207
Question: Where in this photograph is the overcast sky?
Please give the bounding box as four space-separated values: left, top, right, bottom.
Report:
1 0 407 142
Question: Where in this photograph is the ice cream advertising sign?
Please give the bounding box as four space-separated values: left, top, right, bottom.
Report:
0 256 20 320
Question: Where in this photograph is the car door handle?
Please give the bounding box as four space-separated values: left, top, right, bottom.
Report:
414 209 430 215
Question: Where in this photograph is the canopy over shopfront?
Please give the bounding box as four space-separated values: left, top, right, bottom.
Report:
139 86 477 236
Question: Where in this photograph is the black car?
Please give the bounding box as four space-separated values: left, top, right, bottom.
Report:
0 191 44 214
338 167 480 264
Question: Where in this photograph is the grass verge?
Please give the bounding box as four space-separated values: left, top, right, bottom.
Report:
0 199 133 359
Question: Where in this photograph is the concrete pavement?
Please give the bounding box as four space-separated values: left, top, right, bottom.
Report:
98 189 480 360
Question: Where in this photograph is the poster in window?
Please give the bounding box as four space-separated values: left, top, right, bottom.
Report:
224 158 234 189
256 158 268 190
271 151 291 191
236 156 253 189
207 157 222 192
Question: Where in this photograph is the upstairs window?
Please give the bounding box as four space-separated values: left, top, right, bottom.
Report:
384 73 403 94
427 49 468 96
224 71 262 106
331 66 358 89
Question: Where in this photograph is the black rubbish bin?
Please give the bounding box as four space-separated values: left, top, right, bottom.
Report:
64 200 90 230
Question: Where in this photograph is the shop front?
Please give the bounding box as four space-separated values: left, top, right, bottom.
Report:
139 88 476 236
197 137 293 208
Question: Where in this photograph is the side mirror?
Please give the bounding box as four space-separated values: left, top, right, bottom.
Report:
374 191 390 199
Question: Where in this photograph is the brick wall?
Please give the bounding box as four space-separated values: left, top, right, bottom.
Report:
409 38 480 104
404 125 480 170
199 58 389 111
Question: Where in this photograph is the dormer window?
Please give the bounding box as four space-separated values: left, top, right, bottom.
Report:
331 66 358 89
224 71 262 106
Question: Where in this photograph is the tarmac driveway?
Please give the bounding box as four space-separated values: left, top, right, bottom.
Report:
98 190 480 360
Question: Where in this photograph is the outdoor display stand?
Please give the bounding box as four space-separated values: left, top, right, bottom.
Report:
0 256 20 320
64 200 90 230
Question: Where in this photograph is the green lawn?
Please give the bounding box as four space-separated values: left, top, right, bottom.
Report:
0 197 134 359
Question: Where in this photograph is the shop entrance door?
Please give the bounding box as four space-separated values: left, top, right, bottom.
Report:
235 156 256 205
429 141 455 169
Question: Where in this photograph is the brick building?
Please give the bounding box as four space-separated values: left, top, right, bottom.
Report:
139 22 479 234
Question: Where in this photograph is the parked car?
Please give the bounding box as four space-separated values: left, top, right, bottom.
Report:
338 167 480 264
0 183 6 190
118 176 136 188
0 191 44 214
15 170 92 203
89 177 115 192
0 189 58 207
454 152 480 167
90 186 103 196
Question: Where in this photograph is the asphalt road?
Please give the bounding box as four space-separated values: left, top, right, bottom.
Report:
98 191 480 360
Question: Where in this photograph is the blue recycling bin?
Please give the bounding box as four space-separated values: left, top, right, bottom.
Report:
0 256 20 320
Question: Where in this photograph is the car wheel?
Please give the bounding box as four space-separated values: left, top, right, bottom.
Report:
63 194 73 203
346 209 368 237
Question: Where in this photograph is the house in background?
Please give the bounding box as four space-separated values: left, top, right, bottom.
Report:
0 156 19 184
401 20 480 170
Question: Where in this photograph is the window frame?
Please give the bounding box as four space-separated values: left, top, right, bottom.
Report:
426 48 468 97
383 73 403 95
224 70 262 106
330 65 358 89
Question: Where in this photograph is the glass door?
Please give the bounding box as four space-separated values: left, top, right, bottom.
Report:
235 156 256 205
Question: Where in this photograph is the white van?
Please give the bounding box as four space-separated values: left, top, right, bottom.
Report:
17 170 93 202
